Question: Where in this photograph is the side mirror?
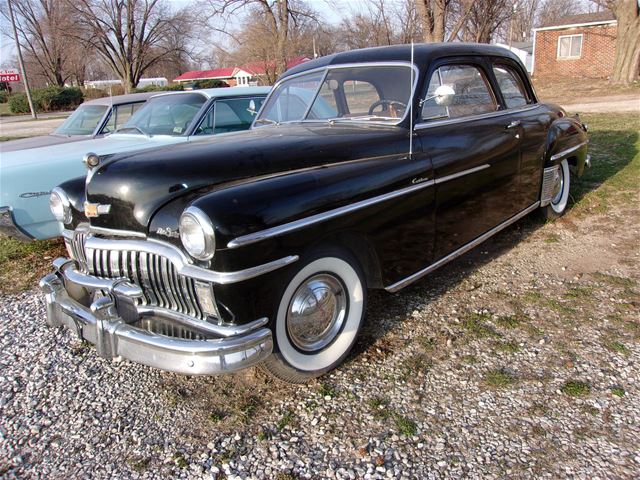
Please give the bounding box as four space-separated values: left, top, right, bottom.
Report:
433 85 455 106
247 99 257 116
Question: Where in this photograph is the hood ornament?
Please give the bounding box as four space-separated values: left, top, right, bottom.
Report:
84 202 111 218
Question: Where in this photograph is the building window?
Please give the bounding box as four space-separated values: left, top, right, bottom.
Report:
557 34 583 59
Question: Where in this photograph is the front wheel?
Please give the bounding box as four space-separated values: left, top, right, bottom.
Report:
261 250 366 383
541 158 570 220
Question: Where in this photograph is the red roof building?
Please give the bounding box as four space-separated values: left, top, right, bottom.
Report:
173 57 310 86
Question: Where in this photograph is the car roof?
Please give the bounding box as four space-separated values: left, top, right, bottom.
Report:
151 86 271 100
282 43 522 79
83 92 158 106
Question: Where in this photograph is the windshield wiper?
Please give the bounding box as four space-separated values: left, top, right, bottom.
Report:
254 118 279 126
115 126 149 136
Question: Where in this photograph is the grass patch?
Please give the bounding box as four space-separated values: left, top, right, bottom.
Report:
0 237 65 294
564 285 596 300
401 353 432 378
495 340 520 354
610 386 625 397
484 368 516 388
592 272 637 289
544 233 560 243
561 380 590 397
368 396 391 420
318 383 338 398
277 410 295 431
604 340 629 355
495 314 522 329
462 312 500 338
393 415 417 436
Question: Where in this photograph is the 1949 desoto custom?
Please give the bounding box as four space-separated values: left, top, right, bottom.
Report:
41 44 589 383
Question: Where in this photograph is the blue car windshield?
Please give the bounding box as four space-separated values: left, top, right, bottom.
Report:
117 93 206 136
54 104 108 136
255 64 415 125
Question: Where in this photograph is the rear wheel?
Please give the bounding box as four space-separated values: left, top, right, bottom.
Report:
542 159 570 220
261 250 366 383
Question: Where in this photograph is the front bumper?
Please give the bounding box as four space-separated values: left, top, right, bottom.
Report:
40 258 273 375
0 206 32 241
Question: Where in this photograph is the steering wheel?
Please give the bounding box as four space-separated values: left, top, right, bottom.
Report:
368 99 407 117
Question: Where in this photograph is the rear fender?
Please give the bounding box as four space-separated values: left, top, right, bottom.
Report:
545 112 589 177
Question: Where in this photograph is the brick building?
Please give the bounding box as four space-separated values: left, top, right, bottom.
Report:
532 11 617 79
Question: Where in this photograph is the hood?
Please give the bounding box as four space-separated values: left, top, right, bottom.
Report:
0 134 94 153
86 123 408 233
0 133 185 171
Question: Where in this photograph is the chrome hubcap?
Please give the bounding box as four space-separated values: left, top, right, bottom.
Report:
551 167 564 205
286 274 347 352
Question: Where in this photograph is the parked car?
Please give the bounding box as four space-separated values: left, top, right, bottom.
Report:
41 44 589 383
0 87 270 240
0 92 156 153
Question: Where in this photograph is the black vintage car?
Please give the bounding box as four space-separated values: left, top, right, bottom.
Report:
41 44 589 383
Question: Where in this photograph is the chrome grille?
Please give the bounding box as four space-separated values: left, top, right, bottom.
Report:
87 247 206 320
68 230 207 320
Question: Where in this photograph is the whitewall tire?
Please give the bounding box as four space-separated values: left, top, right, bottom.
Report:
542 159 570 219
262 251 366 383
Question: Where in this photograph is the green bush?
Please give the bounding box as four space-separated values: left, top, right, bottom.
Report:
8 86 84 113
8 93 30 113
0 91 9 103
193 79 228 89
132 83 184 93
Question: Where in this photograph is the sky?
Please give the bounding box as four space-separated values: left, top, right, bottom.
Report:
0 0 365 68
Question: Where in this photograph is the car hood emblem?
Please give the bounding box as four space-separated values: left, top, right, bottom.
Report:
84 202 111 218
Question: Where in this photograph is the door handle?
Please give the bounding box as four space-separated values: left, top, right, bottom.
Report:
505 120 521 129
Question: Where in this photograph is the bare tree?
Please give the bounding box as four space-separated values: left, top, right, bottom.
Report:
415 0 473 42
69 0 193 92
458 0 513 43
2 0 75 86
208 0 316 79
593 0 640 84
537 0 584 26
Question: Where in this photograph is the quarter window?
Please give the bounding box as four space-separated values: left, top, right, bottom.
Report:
492 65 529 109
557 34 582 59
421 64 497 121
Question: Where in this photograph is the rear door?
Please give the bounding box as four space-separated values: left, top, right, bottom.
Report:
415 58 522 260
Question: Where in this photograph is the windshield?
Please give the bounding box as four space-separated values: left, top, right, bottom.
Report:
54 104 108 136
118 93 206 136
256 64 415 125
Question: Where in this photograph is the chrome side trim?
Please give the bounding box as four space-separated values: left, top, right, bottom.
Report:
385 201 540 293
414 104 540 131
550 140 588 162
227 180 436 249
435 164 490 184
85 236 298 284
227 164 491 249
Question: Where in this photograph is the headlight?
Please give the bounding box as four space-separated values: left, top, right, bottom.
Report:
50 187 71 224
179 206 215 260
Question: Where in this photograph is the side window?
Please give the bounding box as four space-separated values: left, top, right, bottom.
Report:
421 64 497 121
194 97 265 135
343 80 380 116
492 65 528 109
102 103 140 133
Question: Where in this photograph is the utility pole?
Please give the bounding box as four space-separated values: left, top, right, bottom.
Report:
7 0 37 119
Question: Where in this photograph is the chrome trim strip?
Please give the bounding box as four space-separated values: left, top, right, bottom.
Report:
435 164 490 184
137 307 268 338
550 140 588 162
385 201 541 293
90 226 147 238
227 180 436 249
85 236 298 284
227 164 490 249
414 104 540 131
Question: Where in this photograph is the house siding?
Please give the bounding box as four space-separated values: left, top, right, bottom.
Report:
534 24 617 79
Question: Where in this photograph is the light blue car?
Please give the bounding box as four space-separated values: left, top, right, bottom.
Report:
0 87 270 240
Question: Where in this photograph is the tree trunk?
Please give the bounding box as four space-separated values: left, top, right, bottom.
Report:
610 0 640 84
416 0 447 43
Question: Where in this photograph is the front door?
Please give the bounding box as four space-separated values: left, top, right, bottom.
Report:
415 60 522 260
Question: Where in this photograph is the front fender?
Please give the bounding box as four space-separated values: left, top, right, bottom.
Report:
545 110 589 177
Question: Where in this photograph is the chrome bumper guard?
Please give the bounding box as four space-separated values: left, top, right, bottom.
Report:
40 258 273 375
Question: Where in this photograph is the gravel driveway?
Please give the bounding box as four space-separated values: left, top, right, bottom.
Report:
2 196 638 479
